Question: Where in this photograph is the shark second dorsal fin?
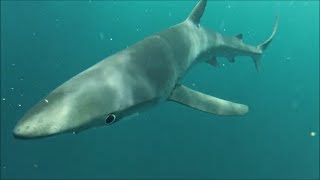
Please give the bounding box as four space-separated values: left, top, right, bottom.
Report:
187 0 207 25
168 84 249 116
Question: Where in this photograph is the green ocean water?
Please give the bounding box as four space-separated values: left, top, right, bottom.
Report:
1 1 319 179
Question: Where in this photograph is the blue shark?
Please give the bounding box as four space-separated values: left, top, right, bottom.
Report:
13 0 278 139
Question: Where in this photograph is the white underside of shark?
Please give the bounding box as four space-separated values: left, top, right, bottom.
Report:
13 0 278 139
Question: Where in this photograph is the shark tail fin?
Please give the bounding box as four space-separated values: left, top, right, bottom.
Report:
187 0 207 25
253 16 279 73
252 55 262 73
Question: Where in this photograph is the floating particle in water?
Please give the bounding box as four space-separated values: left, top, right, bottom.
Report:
136 28 139 32
223 28 226 32
55 19 60 22
10 87 14 90
99 32 105 41
2 98 5 101
290 100 300 111
33 164 38 168
73 131 76 134
12 63 15 66
44 99 49 103
310 131 316 137
289 1 294 6
222 63 225 67
192 83 196 87
227 5 231 8
219 21 225 31
18 104 22 107
32 32 37 36
169 12 172 16
2 166 6 169
110 38 113 41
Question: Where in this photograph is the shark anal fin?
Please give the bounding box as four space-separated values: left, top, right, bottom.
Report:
168 84 249 116
207 57 219 67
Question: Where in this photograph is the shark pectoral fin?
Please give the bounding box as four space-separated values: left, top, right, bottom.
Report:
168 84 249 116
207 57 219 67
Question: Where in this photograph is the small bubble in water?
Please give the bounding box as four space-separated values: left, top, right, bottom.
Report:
2 98 5 101
10 87 14 90
310 131 316 137
33 164 38 168
136 28 139 32
99 32 105 41
12 63 15 66
18 104 21 107
192 83 196 87
110 38 113 41
227 5 231 8
32 32 36 36
44 99 49 103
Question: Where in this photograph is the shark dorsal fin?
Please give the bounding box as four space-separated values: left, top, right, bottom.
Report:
236 34 243 40
187 0 207 25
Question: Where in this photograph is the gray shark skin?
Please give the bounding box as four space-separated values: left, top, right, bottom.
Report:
13 0 278 139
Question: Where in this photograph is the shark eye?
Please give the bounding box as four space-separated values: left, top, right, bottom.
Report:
105 114 116 124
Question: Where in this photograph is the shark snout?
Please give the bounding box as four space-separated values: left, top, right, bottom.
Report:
13 122 45 139
13 116 60 140
13 124 35 139
13 129 31 139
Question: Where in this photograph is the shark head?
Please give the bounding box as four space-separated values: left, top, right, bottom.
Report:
13 61 136 139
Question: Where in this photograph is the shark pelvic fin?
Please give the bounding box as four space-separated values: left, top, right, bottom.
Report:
168 84 249 116
187 0 207 25
227 56 235 63
235 34 243 40
207 57 219 67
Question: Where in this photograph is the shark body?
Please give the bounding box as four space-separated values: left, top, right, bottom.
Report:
13 0 278 139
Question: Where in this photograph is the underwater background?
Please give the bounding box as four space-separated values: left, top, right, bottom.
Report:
1 1 319 179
